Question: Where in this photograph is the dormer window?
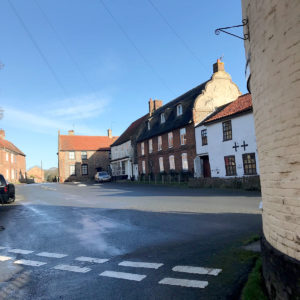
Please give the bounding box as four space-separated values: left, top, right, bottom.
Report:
177 104 183 116
147 121 150 130
160 113 165 124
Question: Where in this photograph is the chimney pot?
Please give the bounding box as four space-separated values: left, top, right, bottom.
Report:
213 59 225 73
0 129 5 139
68 130 74 135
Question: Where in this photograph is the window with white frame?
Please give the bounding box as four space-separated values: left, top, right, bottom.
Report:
149 139 153 153
142 161 146 174
168 132 173 148
69 165 75 176
81 164 88 175
11 154 14 163
6 169 9 179
177 104 183 116
180 128 186 145
5 153 8 161
81 151 87 160
11 169 14 180
160 113 165 124
169 155 175 170
181 153 188 170
147 121 151 130
158 136 162 151
159 157 164 172
141 142 145 155
69 151 75 160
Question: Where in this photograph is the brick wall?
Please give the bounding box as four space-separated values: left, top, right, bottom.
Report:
137 123 196 175
58 150 110 182
242 0 300 261
27 166 44 183
0 149 26 183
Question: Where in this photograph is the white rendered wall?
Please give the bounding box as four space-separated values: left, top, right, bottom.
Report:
111 140 133 161
195 113 259 178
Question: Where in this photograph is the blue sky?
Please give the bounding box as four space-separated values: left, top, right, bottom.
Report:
0 0 247 169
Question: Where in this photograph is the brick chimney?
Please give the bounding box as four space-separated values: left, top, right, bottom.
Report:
0 129 5 139
148 98 154 116
213 59 225 73
154 100 163 110
107 129 112 139
68 130 74 135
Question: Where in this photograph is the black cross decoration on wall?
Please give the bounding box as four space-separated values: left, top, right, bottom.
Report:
232 142 239 152
241 141 249 151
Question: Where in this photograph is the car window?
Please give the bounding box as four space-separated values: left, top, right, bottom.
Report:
99 172 108 176
0 175 7 186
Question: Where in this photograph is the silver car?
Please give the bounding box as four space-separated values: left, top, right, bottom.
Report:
94 171 111 183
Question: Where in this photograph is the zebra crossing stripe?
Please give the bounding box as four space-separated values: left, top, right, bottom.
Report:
8 249 34 255
14 259 47 267
100 271 146 281
0 255 13 261
119 261 163 269
172 265 222 276
75 256 109 264
53 264 91 273
36 252 67 258
159 277 208 288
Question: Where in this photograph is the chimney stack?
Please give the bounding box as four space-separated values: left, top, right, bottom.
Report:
107 129 112 139
68 130 74 135
213 59 225 73
0 129 5 139
149 98 163 116
149 98 154 116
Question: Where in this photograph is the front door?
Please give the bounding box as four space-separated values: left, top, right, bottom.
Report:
202 156 211 178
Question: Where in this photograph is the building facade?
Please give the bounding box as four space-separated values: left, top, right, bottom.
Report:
242 0 300 298
0 129 26 183
110 115 147 180
195 94 259 178
58 130 117 182
137 60 241 177
27 166 44 183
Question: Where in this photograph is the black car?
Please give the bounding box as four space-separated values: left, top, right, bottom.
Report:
0 174 15 204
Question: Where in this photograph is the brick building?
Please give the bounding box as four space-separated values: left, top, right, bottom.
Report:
27 166 44 183
0 129 26 183
136 60 241 177
58 130 117 182
242 0 300 298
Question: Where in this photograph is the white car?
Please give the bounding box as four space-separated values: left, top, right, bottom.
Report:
94 171 111 183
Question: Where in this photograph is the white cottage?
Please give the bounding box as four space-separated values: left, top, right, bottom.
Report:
110 115 147 180
194 94 259 178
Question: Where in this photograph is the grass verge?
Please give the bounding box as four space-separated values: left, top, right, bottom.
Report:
241 257 268 300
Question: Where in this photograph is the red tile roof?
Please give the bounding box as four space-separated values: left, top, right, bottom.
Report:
204 93 252 124
0 138 25 156
111 114 148 147
59 135 118 151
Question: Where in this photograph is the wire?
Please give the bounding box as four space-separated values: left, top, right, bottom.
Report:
33 0 98 96
7 0 68 96
98 0 175 96
147 0 208 73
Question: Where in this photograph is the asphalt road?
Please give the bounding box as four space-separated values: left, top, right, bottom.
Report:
0 182 262 300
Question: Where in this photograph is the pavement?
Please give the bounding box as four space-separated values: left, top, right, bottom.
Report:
0 182 262 300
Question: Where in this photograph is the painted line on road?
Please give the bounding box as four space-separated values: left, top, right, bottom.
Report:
75 256 109 264
8 249 34 255
53 264 91 273
14 259 47 267
119 261 163 269
77 184 87 187
159 277 208 289
0 255 13 261
99 271 146 281
172 265 222 276
0 246 7 250
36 252 68 258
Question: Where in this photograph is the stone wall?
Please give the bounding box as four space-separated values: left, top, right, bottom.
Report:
242 0 300 298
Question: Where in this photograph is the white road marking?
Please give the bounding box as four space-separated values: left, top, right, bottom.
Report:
99 271 146 281
75 256 109 264
77 184 87 187
8 249 34 255
14 259 46 267
159 277 209 289
119 261 163 269
0 246 7 250
172 265 222 276
53 264 91 273
36 252 67 258
0 255 13 261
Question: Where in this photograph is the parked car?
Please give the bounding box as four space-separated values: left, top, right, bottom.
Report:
94 171 111 183
0 174 15 204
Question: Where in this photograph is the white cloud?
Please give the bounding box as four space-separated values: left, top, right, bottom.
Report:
2 93 110 136
48 94 109 120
